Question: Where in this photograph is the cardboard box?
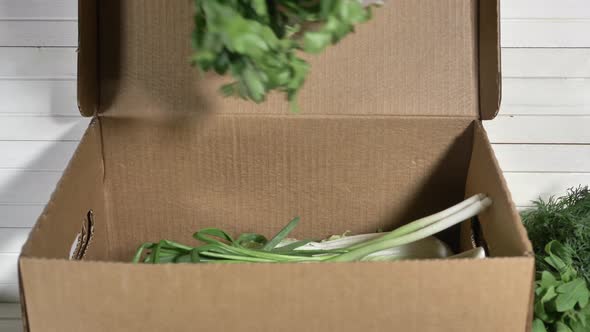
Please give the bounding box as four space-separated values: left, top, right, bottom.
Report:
18 0 535 331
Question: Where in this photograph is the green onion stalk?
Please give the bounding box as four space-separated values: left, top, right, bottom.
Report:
133 194 492 264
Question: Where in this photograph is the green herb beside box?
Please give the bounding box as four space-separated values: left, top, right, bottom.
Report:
532 241 590 332
522 187 590 332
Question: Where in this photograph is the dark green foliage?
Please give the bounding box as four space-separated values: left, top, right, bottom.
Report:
191 0 373 110
522 186 590 284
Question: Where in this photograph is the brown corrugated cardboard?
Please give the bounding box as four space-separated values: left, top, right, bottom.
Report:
479 0 502 120
20 257 534 332
99 116 474 260
93 0 484 118
19 0 534 331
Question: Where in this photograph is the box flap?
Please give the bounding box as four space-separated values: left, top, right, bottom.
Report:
77 0 501 119
479 0 502 120
20 257 533 331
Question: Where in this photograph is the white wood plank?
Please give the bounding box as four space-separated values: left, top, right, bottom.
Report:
504 172 590 206
0 319 22 332
0 205 43 228
0 0 77 20
0 304 20 319
0 48 76 79
0 285 18 303
493 144 590 172
501 79 590 114
502 78 590 107
484 116 590 144
0 80 77 115
500 106 590 116
502 0 590 19
0 230 29 253
502 49 590 78
0 21 77 47
0 254 18 285
0 170 62 204
0 141 77 170
502 19 590 47
0 116 87 141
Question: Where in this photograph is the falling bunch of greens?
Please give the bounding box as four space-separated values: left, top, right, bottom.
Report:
522 186 590 284
191 0 375 111
133 194 491 264
533 241 590 332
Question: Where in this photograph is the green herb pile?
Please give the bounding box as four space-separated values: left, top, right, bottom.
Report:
191 0 375 111
532 241 590 332
522 187 590 284
133 194 491 264
522 186 590 332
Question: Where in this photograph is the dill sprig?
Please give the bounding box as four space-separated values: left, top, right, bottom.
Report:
522 186 590 284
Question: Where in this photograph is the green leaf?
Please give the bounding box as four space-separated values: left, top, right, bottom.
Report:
570 311 588 332
242 66 266 102
213 51 231 74
132 242 154 263
541 286 558 303
262 217 302 251
232 32 270 56
220 82 238 97
251 0 268 17
321 0 337 18
571 319 588 332
541 271 559 288
536 298 551 322
545 241 574 272
272 239 313 253
193 228 235 245
580 290 590 308
556 321 574 332
556 279 590 312
190 248 202 263
532 319 548 332
236 233 268 249
337 0 369 23
174 254 192 263
302 32 332 53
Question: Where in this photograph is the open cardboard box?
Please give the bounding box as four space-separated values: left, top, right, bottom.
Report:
18 0 535 331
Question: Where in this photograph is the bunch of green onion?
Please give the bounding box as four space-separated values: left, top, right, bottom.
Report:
132 194 491 264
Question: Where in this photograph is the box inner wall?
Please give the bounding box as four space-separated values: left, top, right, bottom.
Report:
98 116 474 261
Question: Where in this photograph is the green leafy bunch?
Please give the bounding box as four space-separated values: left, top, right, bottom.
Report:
522 186 590 284
191 0 373 111
533 241 590 332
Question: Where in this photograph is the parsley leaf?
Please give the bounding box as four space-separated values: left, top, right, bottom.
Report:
191 0 376 109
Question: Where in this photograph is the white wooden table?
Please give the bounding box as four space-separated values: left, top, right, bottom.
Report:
1 0 589 330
